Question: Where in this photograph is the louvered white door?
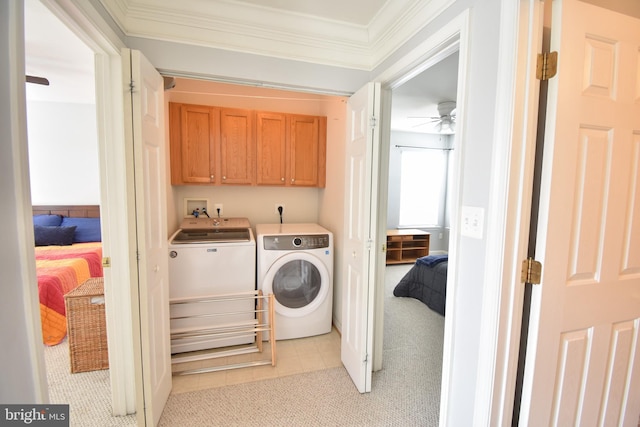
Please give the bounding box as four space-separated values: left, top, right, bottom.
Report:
520 1 640 425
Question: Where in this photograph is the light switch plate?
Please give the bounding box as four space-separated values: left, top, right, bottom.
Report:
461 206 484 239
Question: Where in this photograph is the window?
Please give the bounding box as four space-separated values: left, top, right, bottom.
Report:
398 148 448 227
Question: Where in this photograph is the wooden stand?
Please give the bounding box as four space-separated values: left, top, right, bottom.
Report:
170 291 276 375
386 229 430 264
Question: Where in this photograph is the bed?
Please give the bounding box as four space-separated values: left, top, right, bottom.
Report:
393 254 448 316
32 205 103 346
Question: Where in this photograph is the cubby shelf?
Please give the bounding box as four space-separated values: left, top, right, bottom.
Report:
386 229 430 265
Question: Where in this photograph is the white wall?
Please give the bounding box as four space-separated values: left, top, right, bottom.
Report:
26 101 100 205
317 95 348 331
1 0 47 403
373 0 502 423
127 38 369 96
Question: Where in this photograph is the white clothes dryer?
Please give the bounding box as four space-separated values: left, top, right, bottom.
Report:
256 223 333 340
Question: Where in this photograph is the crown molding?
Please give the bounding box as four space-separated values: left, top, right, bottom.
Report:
369 0 455 69
100 0 453 70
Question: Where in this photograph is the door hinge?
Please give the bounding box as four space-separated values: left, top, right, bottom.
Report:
370 116 377 128
129 80 135 93
521 257 542 285
102 257 111 268
536 51 558 81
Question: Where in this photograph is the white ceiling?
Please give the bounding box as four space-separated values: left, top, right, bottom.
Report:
234 0 389 26
24 0 457 133
24 0 95 104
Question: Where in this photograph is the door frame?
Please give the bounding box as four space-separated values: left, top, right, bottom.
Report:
371 9 469 422
31 0 139 416
372 1 541 424
470 1 542 424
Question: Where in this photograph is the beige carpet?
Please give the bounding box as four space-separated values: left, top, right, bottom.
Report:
44 264 444 426
158 264 445 426
44 338 136 426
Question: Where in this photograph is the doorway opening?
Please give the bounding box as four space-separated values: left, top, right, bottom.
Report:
24 0 117 420
23 0 138 421
374 48 459 415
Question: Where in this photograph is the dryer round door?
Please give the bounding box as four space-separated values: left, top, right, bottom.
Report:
262 251 330 318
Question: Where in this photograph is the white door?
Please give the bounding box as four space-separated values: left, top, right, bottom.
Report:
341 82 381 393
124 49 172 426
520 1 640 425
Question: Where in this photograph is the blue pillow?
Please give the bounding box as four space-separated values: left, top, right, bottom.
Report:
33 214 62 226
34 225 76 246
61 217 101 243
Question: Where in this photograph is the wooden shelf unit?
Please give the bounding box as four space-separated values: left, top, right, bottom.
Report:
386 229 430 265
170 291 276 375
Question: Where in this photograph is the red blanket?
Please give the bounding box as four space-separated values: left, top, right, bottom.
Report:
35 243 103 345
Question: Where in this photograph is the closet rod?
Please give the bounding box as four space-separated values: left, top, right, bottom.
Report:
395 145 454 151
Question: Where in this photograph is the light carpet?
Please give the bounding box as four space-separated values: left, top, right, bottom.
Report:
158 264 445 426
44 338 136 426
44 264 444 426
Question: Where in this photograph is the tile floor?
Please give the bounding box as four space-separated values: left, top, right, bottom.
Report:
170 327 342 394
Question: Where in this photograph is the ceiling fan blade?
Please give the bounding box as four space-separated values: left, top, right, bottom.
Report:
26 75 49 86
412 121 439 128
407 116 440 120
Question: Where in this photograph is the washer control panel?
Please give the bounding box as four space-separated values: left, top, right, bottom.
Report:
263 234 330 250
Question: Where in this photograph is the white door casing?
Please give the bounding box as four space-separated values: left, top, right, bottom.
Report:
520 1 640 425
341 82 381 393
124 49 172 426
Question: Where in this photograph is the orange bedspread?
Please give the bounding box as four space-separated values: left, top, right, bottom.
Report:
35 243 103 345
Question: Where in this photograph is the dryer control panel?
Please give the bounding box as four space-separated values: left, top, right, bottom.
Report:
263 234 330 250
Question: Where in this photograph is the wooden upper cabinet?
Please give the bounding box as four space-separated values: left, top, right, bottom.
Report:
170 103 219 185
220 108 254 185
289 114 326 187
256 112 287 186
170 102 326 187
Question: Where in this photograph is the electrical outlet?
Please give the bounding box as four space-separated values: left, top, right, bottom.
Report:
214 204 223 217
275 203 285 215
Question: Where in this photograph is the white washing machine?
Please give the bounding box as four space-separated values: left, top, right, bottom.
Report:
168 217 256 354
256 223 333 340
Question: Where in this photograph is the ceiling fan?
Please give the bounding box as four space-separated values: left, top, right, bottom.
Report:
409 100 456 134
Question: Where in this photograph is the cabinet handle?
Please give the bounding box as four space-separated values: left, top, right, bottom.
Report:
291 178 295 183
281 177 285 182
210 175 214 181
222 176 226 180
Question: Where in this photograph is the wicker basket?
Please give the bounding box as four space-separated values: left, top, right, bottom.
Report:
64 277 109 373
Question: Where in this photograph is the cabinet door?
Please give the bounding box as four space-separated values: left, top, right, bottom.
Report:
289 115 326 187
256 112 287 186
179 104 218 184
220 108 254 185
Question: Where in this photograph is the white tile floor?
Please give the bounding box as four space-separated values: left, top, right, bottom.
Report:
170 327 341 394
